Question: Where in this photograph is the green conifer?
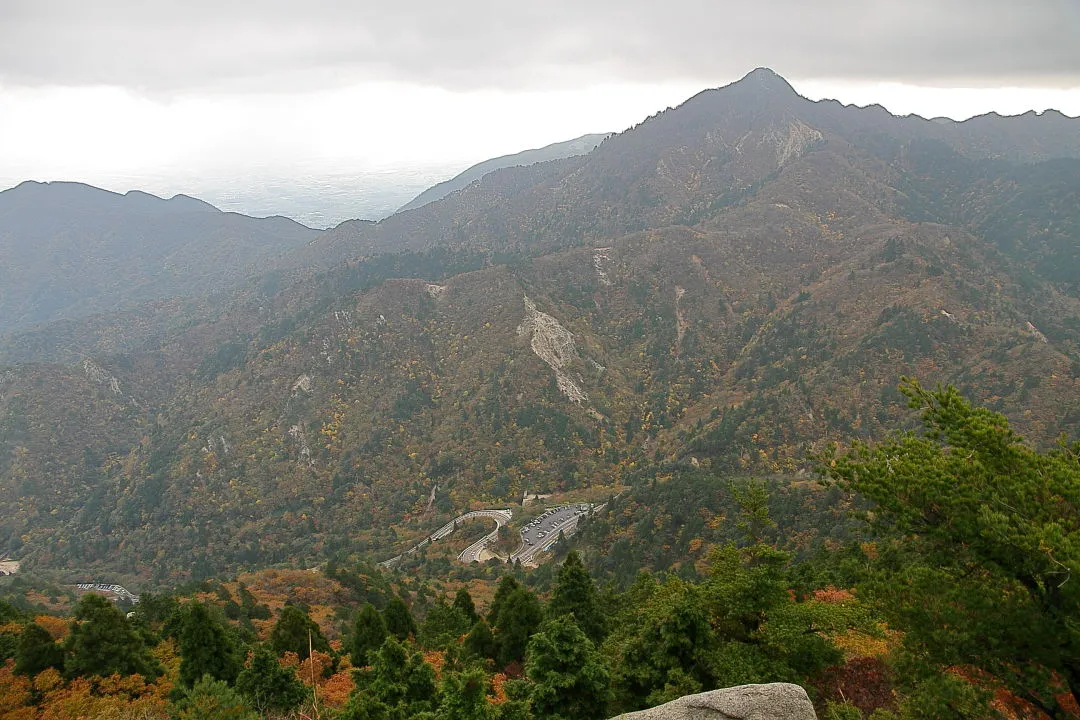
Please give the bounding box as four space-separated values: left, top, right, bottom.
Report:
383 596 417 641
176 600 241 687
526 615 611 720
547 550 606 642
350 603 388 668
269 604 330 660
14 623 63 676
235 645 307 715
64 594 160 679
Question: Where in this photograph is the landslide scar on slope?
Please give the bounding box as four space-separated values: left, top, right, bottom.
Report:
517 295 587 404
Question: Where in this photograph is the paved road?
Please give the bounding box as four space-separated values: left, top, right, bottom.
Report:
459 517 507 564
75 583 140 603
380 509 513 568
510 503 592 564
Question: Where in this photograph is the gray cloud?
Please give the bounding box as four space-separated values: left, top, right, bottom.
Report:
2 0 1078 92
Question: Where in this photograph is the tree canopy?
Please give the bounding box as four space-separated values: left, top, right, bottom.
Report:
351 603 389 668
269 604 330 660
547 551 606 643
175 600 241 687
64 594 160 679
826 379 1080 718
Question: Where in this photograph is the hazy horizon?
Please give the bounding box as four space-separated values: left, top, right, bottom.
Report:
3 0 1077 226
4 76 1078 228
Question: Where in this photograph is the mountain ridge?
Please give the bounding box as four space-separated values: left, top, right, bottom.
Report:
396 132 612 213
298 67 1080 268
0 180 320 332
1 68 1079 580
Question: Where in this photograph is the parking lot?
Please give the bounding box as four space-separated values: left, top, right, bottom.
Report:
512 504 592 563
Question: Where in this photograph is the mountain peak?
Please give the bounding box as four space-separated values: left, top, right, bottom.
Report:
735 67 797 95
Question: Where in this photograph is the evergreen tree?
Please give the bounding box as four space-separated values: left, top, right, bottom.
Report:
269 604 330 660
611 577 715 710
547 551 606 643
0 599 21 624
463 619 497 661
176 600 241 687
825 379 1080 718
419 600 471 650
346 637 437 719
132 592 179 627
487 575 521 628
351 603 388 668
526 615 610 720
337 692 391 720
14 622 63 676
172 674 257 720
237 583 271 620
438 667 494 720
452 587 480 625
704 542 841 686
493 586 542 666
235 645 307 715
383 596 417 641
64 594 160 679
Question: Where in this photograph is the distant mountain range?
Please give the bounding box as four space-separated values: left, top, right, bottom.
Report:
396 133 611 213
0 181 319 332
1 68 1079 580
0 133 616 333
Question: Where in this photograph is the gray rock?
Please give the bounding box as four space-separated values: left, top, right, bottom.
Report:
610 683 818 720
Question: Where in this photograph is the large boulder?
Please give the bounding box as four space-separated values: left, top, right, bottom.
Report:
610 683 818 720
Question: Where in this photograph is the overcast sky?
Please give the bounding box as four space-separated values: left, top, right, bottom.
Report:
2 0 1078 222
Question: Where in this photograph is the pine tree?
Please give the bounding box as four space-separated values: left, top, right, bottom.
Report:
419 600 471 650
486 575 521 628
269 604 330 660
64 594 160 679
14 622 63 676
453 587 480 625
237 583 271 620
526 615 611 720
547 550 606 642
612 576 716 710
350 603 388 668
173 674 257 720
825 379 1080 718
463 619 497 660
383 596 417 641
493 586 542 666
437 667 493 720
176 600 242 687
235 645 307 715
346 637 437 719
0 599 21 624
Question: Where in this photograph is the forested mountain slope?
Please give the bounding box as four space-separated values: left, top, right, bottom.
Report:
1 68 1078 579
397 133 611 213
0 181 319 332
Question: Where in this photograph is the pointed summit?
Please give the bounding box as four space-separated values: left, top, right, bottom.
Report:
734 67 798 95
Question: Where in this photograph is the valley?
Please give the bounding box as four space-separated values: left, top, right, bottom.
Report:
0 64 1075 720
1 69 1078 586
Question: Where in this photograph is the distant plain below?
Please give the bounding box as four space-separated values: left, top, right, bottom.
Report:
0 161 463 229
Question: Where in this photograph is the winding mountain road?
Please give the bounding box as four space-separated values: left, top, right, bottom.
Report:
379 509 512 568
378 502 597 568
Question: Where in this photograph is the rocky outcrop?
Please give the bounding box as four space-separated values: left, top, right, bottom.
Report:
517 294 587 404
611 683 817 720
